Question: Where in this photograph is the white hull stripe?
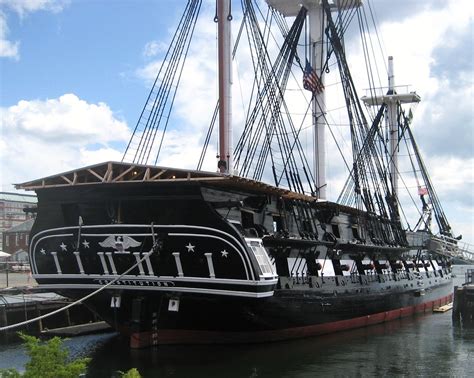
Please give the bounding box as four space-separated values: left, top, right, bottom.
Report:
33 274 278 287
36 284 275 298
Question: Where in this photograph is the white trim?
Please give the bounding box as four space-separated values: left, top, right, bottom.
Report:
33 273 278 286
50 252 61 274
30 224 253 279
143 252 154 275
30 233 74 273
97 252 109 274
172 252 184 277
205 253 215 278
133 252 145 275
36 284 275 298
170 232 251 279
105 252 117 274
73 251 85 274
30 224 249 250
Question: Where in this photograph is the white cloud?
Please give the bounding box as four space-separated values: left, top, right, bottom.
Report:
133 6 220 169
79 146 124 167
136 60 162 85
0 94 130 190
143 40 168 58
137 11 218 128
0 0 69 59
154 129 211 170
428 156 474 205
2 94 130 143
0 11 19 59
0 0 68 17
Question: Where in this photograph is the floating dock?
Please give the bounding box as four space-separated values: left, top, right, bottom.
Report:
433 303 453 313
41 321 112 337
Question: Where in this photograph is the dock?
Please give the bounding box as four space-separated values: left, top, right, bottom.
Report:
0 286 102 340
452 269 474 326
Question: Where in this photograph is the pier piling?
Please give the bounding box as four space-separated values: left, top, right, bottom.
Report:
452 269 474 326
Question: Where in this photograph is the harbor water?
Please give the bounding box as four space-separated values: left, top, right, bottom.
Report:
1 265 473 377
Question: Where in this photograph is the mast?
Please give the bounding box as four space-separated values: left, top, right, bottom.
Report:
387 56 398 197
308 5 326 199
217 0 233 174
361 56 421 201
265 0 361 199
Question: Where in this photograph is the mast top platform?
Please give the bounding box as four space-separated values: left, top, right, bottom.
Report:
266 0 362 16
361 90 421 106
362 56 421 106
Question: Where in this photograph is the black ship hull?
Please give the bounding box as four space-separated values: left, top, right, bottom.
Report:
59 276 452 346
23 163 454 347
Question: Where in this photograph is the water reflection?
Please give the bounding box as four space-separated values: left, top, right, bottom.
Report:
1 266 472 377
84 313 473 378
84 265 473 377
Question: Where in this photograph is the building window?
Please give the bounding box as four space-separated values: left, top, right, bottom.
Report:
5 235 9 247
25 234 29 245
15 233 19 246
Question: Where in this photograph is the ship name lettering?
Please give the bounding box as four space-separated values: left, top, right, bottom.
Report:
95 279 175 287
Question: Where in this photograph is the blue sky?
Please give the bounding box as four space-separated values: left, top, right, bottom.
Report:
0 0 473 245
1 0 184 123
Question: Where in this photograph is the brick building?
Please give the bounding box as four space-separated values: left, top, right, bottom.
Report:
0 192 37 252
3 218 35 263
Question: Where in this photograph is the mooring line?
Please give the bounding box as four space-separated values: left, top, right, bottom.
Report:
0 247 157 332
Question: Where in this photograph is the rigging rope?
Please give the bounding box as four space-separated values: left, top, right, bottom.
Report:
0 235 161 332
233 1 314 194
323 0 406 246
122 0 202 166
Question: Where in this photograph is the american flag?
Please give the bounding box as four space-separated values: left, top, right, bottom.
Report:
418 187 428 196
303 60 324 95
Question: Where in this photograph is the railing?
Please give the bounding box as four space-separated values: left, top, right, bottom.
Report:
406 231 474 263
432 235 474 263
363 85 413 97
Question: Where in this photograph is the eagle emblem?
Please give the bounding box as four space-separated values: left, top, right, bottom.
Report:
99 235 142 254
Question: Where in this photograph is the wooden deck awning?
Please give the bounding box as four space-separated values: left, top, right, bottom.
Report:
15 161 317 202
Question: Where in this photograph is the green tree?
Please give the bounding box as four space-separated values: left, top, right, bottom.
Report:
120 368 142 378
0 333 90 378
0 333 141 378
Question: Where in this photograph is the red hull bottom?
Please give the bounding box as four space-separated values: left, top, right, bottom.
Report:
130 293 453 348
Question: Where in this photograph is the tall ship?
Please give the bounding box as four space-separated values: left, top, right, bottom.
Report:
17 0 469 347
